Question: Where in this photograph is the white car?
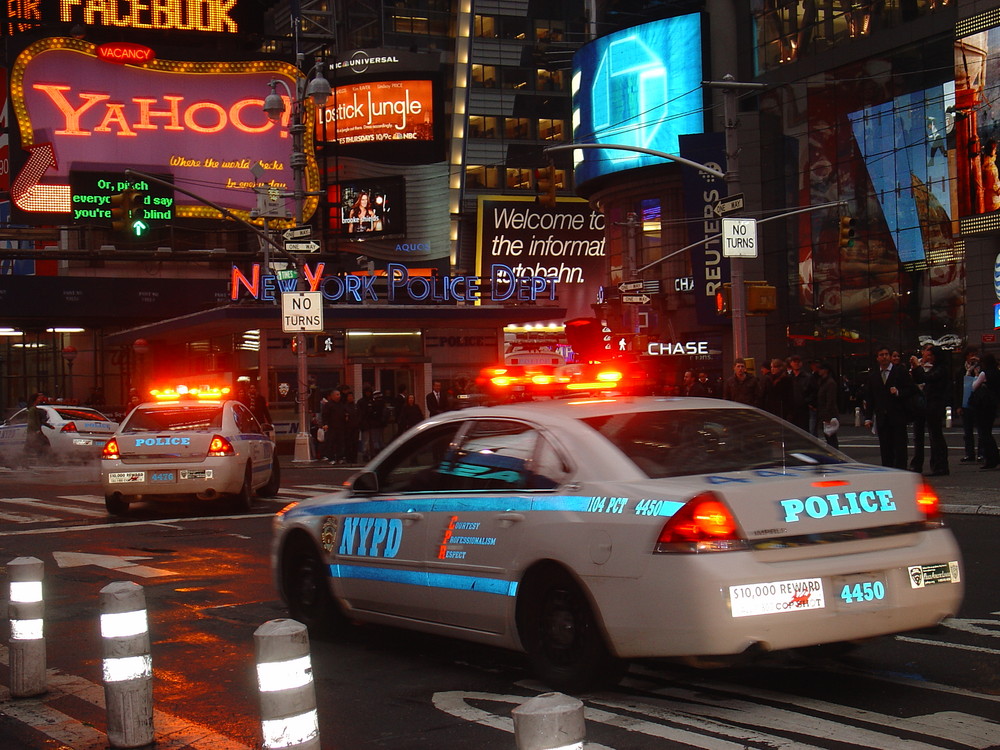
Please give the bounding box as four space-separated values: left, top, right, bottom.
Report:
271 397 963 691
101 388 280 515
0 404 119 466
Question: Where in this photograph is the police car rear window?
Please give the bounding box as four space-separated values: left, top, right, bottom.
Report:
122 406 224 433
52 407 112 422
579 408 846 478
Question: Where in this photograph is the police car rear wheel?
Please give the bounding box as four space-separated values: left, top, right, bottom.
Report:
231 464 253 511
105 493 129 516
283 541 344 635
519 566 624 692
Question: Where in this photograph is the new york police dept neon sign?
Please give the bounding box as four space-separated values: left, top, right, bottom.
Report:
231 262 558 304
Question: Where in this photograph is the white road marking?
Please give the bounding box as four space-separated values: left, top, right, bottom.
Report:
897 635 1000 656
59 494 105 504
0 496 105 517
52 551 175 578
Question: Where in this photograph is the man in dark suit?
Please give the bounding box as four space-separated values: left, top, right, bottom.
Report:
426 380 448 416
863 347 915 470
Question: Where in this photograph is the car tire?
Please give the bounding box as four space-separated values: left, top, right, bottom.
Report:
518 565 626 693
259 454 281 497
282 538 345 636
105 493 129 516
231 463 253 512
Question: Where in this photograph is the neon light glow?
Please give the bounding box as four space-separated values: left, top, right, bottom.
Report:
11 38 315 225
60 0 239 34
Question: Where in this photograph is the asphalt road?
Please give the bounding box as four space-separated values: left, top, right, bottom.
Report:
1 420 998 749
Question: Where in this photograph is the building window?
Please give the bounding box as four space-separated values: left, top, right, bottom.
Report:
391 13 430 34
504 118 531 139
539 119 565 141
502 67 531 90
475 15 496 37
506 168 533 190
536 68 565 91
535 22 565 42
471 64 498 88
469 115 499 138
466 165 499 189
499 16 528 39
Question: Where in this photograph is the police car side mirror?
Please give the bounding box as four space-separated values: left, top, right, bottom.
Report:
351 470 380 495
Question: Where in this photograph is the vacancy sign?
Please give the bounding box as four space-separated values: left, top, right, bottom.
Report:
722 217 757 258
281 292 324 333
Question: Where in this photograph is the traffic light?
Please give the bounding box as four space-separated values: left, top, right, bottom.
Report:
536 164 557 208
838 216 856 249
747 283 777 314
110 189 146 237
564 317 608 362
715 283 732 316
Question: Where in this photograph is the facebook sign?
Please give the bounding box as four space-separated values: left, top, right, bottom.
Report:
571 13 706 187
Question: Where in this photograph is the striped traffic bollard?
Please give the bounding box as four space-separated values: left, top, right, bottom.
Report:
7 556 47 698
254 619 320 750
512 692 586 750
100 581 154 748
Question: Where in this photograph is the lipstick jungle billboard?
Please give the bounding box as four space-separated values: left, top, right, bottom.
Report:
8 37 314 227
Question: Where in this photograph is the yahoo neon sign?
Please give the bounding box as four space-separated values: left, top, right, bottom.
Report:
10 37 313 224
231 263 558 304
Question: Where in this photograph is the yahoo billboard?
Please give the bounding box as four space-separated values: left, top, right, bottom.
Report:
9 37 315 226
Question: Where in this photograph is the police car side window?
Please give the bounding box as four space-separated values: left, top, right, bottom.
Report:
232 403 261 434
378 422 465 494
7 409 28 426
443 419 536 491
531 434 571 489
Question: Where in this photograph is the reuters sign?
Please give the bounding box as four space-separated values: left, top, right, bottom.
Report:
9 37 317 224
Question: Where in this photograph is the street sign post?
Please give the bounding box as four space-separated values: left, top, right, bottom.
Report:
721 217 757 258
284 240 321 253
281 292 324 333
282 226 312 241
622 294 651 304
713 193 744 217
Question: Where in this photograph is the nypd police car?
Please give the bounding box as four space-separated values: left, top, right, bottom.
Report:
272 397 963 691
101 385 280 515
0 404 118 466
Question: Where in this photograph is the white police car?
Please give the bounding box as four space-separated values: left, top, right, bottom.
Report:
0 404 119 466
271 397 963 691
101 385 280 515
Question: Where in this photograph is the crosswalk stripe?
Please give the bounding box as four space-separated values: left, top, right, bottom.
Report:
59 494 105 505
0 496 106 518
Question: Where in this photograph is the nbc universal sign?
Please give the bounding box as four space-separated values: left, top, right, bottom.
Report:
9 37 315 226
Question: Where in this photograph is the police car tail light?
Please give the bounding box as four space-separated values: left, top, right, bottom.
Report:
596 369 623 383
916 482 942 523
654 492 748 553
208 435 235 457
102 438 121 460
531 374 554 385
60 422 79 433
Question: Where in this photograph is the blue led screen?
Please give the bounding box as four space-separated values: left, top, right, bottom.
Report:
572 14 705 186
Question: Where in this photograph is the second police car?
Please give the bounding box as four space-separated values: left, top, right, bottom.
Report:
271 397 963 692
101 385 280 515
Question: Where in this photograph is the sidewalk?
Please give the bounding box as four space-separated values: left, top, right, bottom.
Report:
833 423 1000 516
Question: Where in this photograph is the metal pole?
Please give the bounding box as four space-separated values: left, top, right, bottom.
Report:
291 77 312 463
707 75 766 363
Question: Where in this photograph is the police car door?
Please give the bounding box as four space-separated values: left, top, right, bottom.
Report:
231 403 272 481
425 418 571 634
333 419 465 623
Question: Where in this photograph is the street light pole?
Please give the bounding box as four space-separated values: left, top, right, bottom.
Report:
264 60 332 463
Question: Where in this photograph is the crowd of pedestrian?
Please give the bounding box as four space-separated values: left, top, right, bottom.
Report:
690 345 1000 477
311 382 453 465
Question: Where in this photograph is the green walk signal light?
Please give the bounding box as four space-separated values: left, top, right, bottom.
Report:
110 189 146 237
838 216 856 249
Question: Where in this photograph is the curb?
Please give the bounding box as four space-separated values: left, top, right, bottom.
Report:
941 503 1000 516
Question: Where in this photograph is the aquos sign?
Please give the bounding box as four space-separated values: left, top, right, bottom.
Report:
9 37 313 226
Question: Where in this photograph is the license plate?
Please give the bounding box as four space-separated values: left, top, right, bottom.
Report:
729 578 825 618
150 471 176 483
72 438 94 446
109 471 144 483
834 574 887 607
908 561 961 588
